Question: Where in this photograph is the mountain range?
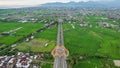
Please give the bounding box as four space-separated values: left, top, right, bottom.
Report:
40 1 120 8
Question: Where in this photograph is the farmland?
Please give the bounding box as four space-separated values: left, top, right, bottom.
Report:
63 16 120 59
62 15 120 68
0 21 44 44
0 21 44 55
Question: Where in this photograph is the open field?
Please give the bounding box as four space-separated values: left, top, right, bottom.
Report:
16 39 55 52
15 25 57 53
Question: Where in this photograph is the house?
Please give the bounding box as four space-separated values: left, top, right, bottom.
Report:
1 32 10 36
18 20 28 23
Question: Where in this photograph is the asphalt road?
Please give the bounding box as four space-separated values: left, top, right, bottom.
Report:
53 22 67 68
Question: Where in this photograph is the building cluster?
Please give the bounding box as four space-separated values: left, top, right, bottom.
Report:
98 22 120 29
18 18 39 23
79 22 92 28
0 52 41 68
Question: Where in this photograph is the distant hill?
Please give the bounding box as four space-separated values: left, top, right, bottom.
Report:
40 1 120 8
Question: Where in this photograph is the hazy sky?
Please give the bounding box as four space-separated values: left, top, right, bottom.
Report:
0 0 114 8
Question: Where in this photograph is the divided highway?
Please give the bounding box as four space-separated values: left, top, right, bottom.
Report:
52 21 69 68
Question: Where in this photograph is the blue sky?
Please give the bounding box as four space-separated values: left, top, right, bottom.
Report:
0 0 114 8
